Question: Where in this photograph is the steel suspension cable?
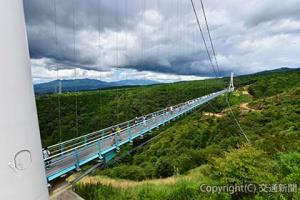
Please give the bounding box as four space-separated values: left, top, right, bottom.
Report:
53 0 62 143
125 0 128 119
199 0 220 76
97 0 102 130
225 93 250 143
72 0 79 137
166 1 171 108
190 0 250 143
142 0 146 115
116 1 120 124
189 0 218 77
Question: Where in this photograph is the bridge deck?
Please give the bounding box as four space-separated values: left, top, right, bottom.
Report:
45 89 229 181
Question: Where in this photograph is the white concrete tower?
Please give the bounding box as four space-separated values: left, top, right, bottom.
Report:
229 72 235 92
0 0 49 199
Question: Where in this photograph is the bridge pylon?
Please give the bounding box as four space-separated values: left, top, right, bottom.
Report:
0 1 49 199
228 72 235 92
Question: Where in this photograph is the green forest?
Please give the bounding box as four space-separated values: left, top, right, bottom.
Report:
37 76 226 146
36 69 300 199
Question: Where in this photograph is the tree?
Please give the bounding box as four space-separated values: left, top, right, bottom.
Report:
155 157 175 178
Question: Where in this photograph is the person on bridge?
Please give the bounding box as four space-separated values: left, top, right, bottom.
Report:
111 127 116 145
143 116 147 126
166 107 170 115
42 147 51 169
111 127 115 134
134 117 139 131
117 126 122 140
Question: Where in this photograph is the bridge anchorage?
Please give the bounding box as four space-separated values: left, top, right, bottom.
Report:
44 74 235 182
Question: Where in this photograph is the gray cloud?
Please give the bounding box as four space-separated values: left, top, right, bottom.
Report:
245 0 300 26
24 0 300 81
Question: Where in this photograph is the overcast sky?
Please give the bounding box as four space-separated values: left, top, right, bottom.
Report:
24 0 300 83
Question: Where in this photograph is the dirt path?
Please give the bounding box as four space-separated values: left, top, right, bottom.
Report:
50 190 84 200
240 85 251 95
203 112 223 118
240 103 258 112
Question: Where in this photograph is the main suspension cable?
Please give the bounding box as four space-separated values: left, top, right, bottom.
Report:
199 0 220 76
190 0 250 144
189 0 218 77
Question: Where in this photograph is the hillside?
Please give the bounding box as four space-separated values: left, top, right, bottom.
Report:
36 78 226 146
69 69 300 199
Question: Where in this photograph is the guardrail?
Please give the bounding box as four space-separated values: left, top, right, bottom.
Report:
45 89 228 181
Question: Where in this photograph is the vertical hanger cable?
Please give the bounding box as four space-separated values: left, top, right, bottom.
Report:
53 0 62 143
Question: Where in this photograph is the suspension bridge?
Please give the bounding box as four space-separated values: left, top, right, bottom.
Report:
45 75 234 182
0 0 244 199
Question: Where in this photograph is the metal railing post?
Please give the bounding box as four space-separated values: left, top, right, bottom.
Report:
114 132 119 150
97 140 103 159
74 149 80 170
128 121 132 143
84 135 87 145
60 143 64 154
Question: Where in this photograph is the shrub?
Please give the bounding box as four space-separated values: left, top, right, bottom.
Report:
155 157 175 178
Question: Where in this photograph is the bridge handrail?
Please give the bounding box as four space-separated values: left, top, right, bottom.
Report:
48 105 170 151
46 104 185 161
46 100 190 160
46 109 181 163
48 98 191 152
45 88 230 181
45 89 228 159
45 114 164 162
47 110 165 155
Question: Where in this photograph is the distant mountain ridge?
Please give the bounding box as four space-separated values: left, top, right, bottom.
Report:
252 67 298 75
112 79 159 86
34 67 299 94
34 79 160 94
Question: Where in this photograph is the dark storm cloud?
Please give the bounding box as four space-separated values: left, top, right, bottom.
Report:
24 0 222 76
24 0 300 81
125 51 220 76
24 0 138 70
24 0 137 31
